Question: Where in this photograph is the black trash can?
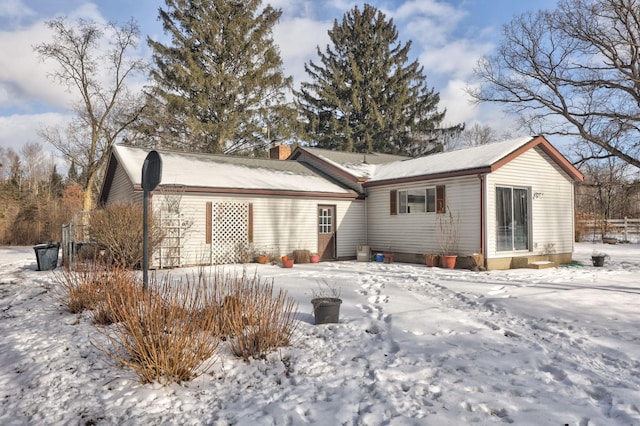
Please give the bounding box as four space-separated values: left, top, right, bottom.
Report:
33 242 60 271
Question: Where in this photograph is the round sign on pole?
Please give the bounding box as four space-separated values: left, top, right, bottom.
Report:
142 150 162 191
141 150 162 290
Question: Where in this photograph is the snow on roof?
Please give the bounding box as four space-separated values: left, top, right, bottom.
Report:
299 147 408 179
368 136 536 182
113 144 355 194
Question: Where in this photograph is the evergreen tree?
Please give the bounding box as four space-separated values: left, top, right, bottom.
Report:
67 161 79 185
144 0 295 154
296 3 462 156
48 165 65 199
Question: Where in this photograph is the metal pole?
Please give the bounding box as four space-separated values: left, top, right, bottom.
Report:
143 188 149 291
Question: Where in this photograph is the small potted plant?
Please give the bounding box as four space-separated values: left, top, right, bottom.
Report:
438 205 459 269
424 253 440 267
256 253 270 264
281 255 294 268
310 253 320 263
591 251 608 267
311 280 342 324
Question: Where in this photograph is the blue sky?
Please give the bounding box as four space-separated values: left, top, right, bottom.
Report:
0 0 559 157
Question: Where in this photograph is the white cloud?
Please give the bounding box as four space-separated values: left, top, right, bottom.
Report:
66 2 105 24
0 2 118 114
392 0 466 46
274 16 332 87
0 112 71 162
438 79 477 126
439 79 520 135
0 0 35 20
0 21 75 111
419 39 494 80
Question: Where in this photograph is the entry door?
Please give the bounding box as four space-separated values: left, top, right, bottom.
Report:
318 205 336 260
496 187 530 251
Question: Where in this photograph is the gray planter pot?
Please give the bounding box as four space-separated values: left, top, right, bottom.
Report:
311 297 342 324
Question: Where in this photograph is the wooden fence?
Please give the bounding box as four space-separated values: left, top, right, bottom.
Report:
576 217 640 243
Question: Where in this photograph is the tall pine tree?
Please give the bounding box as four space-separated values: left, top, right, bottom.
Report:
296 4 462 156
143 0 295 155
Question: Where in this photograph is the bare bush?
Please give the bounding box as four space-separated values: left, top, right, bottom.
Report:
292 249 311 264
217 271 298 361
98 274 220 384
58 263 298 383
55 261 139 325
89 203 164 268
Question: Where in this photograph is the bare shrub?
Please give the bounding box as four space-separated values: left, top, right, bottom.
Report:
89 203 164 269
218 271 298 361
55 260 111 313
55 261 139 325
76 243 102 262
60 263 297 383
97 274 220 384
292 249 311 264
236 243 253 264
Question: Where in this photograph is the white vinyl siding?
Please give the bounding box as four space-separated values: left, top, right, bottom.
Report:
486 147 575 257
366 176 481 255
151 192 364 266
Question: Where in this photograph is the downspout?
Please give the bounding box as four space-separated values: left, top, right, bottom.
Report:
364 185 368 246
478 173 486 269
571 182 576 254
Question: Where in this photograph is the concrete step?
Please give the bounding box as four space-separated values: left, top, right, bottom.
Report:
513 255 558 269
527 260 558 269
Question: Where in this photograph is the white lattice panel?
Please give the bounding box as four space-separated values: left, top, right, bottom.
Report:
153 209 184 268
211 202 249 264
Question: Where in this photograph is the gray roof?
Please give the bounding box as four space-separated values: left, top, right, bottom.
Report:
300 147 408 165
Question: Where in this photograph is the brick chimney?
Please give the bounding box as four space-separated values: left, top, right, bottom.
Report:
269 143 291 160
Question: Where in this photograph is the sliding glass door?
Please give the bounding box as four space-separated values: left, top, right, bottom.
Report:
496 187 529 251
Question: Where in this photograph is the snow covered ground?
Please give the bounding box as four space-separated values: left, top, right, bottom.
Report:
1 243 639 425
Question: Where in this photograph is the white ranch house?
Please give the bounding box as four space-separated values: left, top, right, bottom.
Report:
99 135 583 270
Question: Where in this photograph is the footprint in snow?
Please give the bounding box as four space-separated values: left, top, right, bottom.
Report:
487 286 506 295
358 304 373 314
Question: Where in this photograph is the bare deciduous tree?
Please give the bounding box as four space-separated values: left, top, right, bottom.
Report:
460 123 498 147
576 158 640 239
20 142 46 195
470 0 640 170
35 17 147 211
